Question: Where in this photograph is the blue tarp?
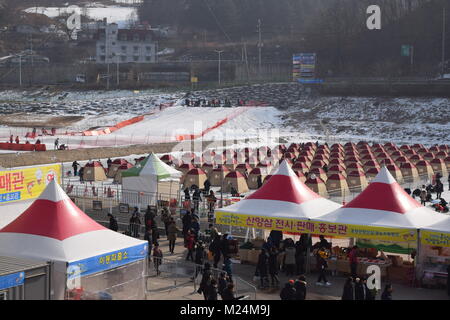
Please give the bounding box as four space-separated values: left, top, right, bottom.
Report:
0 272 25 290
66 243 148 280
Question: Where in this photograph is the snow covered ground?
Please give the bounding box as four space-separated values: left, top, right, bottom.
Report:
0 84 449 152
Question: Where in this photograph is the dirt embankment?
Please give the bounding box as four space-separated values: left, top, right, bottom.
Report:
0 114 84 128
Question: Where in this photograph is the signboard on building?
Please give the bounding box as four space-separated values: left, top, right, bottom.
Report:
293 53 321 83
0 164 61 204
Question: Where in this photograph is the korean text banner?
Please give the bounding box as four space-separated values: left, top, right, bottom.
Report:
421 231 450 248
215 211 417 242
0 164 61 203
66 243 148 280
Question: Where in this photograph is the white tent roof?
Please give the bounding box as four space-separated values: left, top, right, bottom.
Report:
0 180 146 263
217 160 341 219
315 167 449 229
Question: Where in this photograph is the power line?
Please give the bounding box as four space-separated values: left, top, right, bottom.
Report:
201 0 232 42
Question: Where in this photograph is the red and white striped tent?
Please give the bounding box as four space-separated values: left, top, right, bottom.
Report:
216 161 341 221
315 167 448 229
0 180 147 300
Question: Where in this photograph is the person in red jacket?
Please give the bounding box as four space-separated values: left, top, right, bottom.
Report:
348 246 359 279
15 136 19 144
185 230 195 262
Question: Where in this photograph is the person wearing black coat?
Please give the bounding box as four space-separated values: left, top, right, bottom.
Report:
108 214 118 232
206 279 218 300
381 284 393 300
436 180 444 199
220 234 230 259
218 272 229 300
341 277 355 300
198 263 213 300
269 230 283 249
256 249 269 289
182 211 192 237
268 247 279 287
209 235 222 268
257 175 262 189
221 283 237 300
354 277 373 300
204 179 211 193
295 241 306 275
280 281 296 300
294 276 307 300
184 187 191 201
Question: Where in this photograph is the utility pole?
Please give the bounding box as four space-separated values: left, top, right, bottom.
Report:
19 54 22 87
442 6 447 76
116 54 120 86
257 19 262 79
214 50 224 85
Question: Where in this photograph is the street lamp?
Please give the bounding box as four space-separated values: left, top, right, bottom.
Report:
214 50 224 85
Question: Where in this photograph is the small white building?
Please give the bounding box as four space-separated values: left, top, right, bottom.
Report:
96 23 157 64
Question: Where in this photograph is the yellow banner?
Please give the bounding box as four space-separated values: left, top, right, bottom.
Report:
215 211 417 242
421 231 450 248
0 164 61 203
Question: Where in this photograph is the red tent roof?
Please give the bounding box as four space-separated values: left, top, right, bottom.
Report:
186 168 206 176
247 161 321 204
344 167 421 214
0 180 105 241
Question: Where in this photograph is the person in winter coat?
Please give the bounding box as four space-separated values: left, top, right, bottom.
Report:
204 179 211 193
218 272 229 300
295 240 306 275
280 281 296 300
256 249 269 289
194 242 207 279
294 275 307 300
129 213 141 238
268 247 280 287
436 180 444 199
167 219 179 254
72 161 79 176
354 277 372 300
284 245 296 276
184 187 191 201
348 246 359 279
152 243 163 276
182 211 192 237
185 230 195 262
342 277 355 300
316 247 331 286
222 256 233 281
448 174 450 191
161 207 171 239
192 189 202 214
381 284 393 300
191 217 200 240
206 279 218 300
221 283 237 301
220 234 230 259
206 190 217 213
269 230 283 249
107 214 119 232
210 235 222 268
420 188 427 205
198 263 213 300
